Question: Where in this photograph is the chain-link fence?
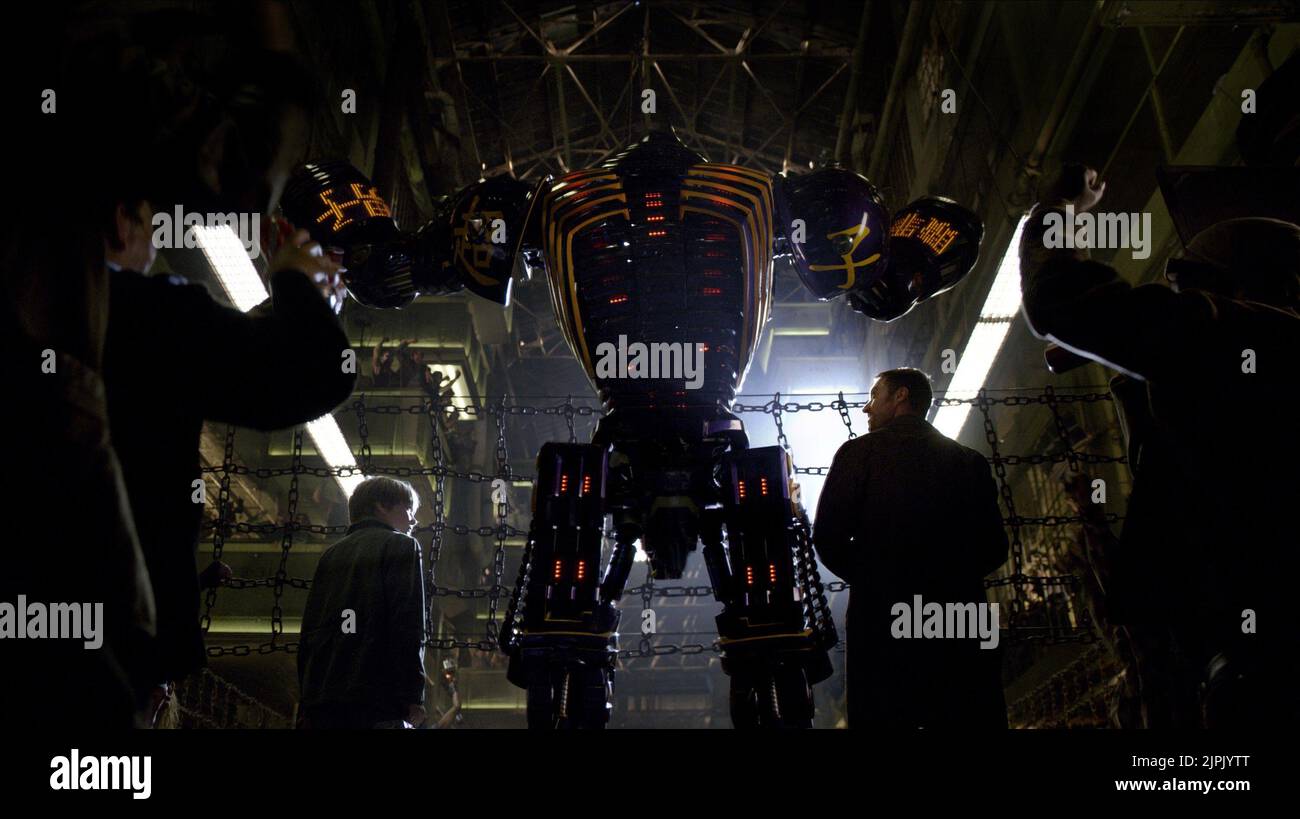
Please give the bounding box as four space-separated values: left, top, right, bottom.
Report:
171 668 292 729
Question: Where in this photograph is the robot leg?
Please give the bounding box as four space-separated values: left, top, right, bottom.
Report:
499 443 617 729
711 446 837 728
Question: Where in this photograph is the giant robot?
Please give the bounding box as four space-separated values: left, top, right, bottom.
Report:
282 129 983 728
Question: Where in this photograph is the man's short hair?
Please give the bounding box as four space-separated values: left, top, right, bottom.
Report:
348 477 418 523
876 367 934 414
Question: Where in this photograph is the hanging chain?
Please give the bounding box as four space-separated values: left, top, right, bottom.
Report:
638 562 655 657
1043 385 1081 474
770 391 791 453
499 529 533 653
424 397 448 638
564 394 577 444
834 390 856 439
269 427 302 646
200 423 237 633
354 394 373 473
485 398 512 643
793 511 837 648
977 389 1027 630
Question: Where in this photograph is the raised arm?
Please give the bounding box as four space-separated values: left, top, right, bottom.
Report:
371 338 389 376
1019 165 1217 383
164 262 356 430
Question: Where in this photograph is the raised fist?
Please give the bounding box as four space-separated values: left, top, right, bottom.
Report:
269 228 347 314
1044 163 1105 213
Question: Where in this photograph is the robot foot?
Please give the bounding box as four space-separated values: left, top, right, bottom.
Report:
508 635 616 730
728 664 815 729
519 656 614 730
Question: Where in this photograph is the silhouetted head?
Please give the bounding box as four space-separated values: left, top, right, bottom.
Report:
1168 218 1300 309
348 477 419 535
865 368 934 432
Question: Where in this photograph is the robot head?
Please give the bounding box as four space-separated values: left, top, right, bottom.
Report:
281 160 415 308
443 176 538 306
599 127 708 178
851 196 983 321
775 167 891 301
889 197 982 300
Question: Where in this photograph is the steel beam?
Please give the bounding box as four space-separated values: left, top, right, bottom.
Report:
833 2 872 166
867 0 927 181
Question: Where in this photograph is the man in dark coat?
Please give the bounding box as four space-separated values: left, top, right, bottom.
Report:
298 478 428 729
4 0 352 726
815 368 1009 728
87 26 356 700
103 231 357 692
1019 164 1300 726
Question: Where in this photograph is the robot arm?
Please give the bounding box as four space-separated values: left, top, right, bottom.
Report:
280 160 540 309
774 167 983 321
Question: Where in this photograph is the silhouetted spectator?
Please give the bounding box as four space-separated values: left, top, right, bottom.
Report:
394 343 424 388
370 338 407 388
1 6 159 730
56 13 359 705
1020 163 1300 726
